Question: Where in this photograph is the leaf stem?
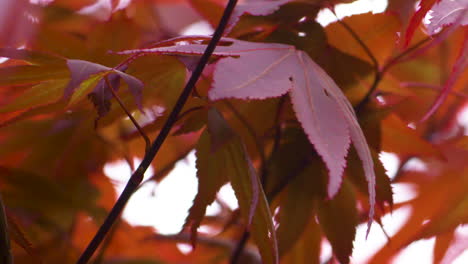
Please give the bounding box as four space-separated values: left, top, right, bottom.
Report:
75 0 239 263
104 75 150 153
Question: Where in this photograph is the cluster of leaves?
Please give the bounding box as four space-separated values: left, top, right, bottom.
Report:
0 0 467 263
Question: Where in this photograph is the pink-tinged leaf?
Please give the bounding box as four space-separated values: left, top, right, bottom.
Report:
427 0 468 35
291 52 350 198
116 36 235 57
226 0 294 33
210 42 296 100
296 52 376 234
119 38 295 99
65 59 144 116
420 33 468 122
404 0 438 47
119 38 376 233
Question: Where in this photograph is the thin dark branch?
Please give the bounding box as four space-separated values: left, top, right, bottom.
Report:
104 75 150 153
230 230 251 264
91 220 120 264
137 150 192 191
75 1 239 263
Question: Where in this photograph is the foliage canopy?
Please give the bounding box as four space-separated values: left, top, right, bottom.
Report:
0 0 467 263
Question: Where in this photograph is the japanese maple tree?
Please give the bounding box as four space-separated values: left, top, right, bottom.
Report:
0 0 467 264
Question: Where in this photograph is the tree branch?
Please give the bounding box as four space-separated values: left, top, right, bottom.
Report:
75 1 239 263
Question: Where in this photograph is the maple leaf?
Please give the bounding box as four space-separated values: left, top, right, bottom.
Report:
427 0 468 34
119 38 376 232
64 59 144 118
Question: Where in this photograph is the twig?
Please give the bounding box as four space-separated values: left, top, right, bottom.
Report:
75 1 239 263
136 150 191 191
104 75 150 153
90 220 120 264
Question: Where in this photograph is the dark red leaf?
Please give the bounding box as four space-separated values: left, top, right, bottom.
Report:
64 59 144 118
183 128 229 246
404 0 438 46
